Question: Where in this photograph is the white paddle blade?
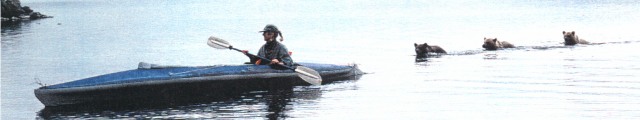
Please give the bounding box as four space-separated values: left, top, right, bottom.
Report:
208 36 231 49
294 66 322 85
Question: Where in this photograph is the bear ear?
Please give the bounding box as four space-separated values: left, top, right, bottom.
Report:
484 37 486 39
563 31 566 34
493 38 497 42
414 43 418 47
571 31 575 34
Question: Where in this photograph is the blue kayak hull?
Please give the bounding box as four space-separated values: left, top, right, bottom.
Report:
34 63 363 107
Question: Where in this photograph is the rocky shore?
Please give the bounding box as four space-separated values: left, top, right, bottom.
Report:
2 0 52 22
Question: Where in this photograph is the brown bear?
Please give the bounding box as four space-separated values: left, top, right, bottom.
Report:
414 43 446 57
562 31 589 45
482 37 515 50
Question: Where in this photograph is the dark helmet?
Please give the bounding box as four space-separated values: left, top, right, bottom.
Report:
259 24 284 41
260 24 280 33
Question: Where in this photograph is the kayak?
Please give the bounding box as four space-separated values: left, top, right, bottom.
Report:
34 62 363 107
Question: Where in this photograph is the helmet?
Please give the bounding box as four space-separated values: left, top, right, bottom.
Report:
260 24 280 33
259 24 284 41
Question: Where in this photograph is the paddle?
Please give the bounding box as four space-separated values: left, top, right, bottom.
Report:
207 36 322 85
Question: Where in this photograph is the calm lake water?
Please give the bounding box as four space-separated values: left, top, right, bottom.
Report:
3 0 640 119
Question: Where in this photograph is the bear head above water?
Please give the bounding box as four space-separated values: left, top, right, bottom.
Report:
482 37 515 50
414 43 447 57
563 31 589 45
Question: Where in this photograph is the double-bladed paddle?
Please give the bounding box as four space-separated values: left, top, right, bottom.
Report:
207 36 322 85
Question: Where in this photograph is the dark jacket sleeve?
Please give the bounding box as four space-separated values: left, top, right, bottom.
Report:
277 43 293 66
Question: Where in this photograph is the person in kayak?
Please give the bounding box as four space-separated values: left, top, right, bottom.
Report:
242 24 293 68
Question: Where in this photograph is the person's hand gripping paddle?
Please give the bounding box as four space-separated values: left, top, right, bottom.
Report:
207 36 322 85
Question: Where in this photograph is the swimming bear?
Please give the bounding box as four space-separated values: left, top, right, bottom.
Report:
562 31 589 45
482 37 515 50
414 43 446 57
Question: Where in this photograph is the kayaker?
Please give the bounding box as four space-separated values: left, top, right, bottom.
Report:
242 24 293 68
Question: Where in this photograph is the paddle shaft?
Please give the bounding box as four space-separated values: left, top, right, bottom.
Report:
227 46 296 70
